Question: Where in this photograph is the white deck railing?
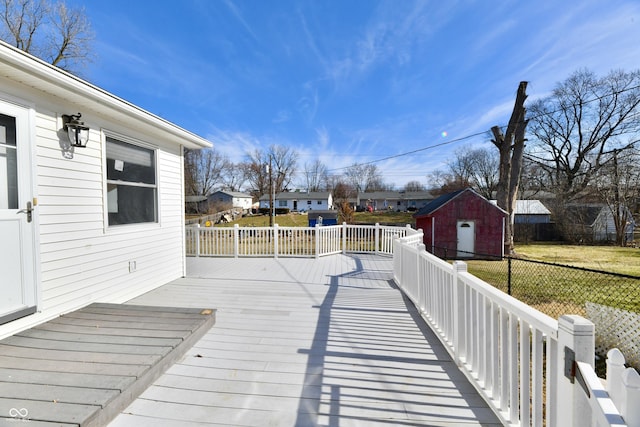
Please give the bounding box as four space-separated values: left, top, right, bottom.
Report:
184 223 636 427
185 223 417 258
392 232 633 427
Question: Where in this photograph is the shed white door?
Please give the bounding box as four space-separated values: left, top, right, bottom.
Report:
0 102 37 324
457 220 475 258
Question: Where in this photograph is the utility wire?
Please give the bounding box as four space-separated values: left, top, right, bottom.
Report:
326 82 640 173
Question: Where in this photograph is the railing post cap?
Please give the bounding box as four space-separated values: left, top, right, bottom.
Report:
452 260 467 272
607 348 626 365
558 315 594 335
623 367 640 388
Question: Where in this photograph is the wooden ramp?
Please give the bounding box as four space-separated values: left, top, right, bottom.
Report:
0 303 215 426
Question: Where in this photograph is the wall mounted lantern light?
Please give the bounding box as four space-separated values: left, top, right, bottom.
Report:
62 113 90 148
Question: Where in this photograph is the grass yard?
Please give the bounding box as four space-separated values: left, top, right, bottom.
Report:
514 243 640 277
465 243 640 318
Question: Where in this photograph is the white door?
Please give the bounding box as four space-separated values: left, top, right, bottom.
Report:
457 220 475 258
0 102 37 325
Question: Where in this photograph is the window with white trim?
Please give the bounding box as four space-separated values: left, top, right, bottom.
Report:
106 136 157 225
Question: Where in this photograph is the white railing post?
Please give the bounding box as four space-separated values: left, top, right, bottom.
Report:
607 348 627 409
342 222 347 255
195 224 201 257
452 261 467 364
233 224 239 258
555 315 595 427
315 224 320 259
375 223 380 254
622 368 640 426
274 224 279 259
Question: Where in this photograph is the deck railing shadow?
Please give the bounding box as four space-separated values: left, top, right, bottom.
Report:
294 254 500 426
393 234 631 427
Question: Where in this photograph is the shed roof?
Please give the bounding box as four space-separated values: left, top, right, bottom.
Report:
413 188 507 217
211 190 252 199
490 200 551 215
0 41 211 149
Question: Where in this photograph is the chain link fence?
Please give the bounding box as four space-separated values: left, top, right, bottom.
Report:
456 252 640 319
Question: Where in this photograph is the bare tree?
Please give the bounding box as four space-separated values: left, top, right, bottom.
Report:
244 144 299 200
0 0 94 73
220 163 247 192
593 147 640 245
426 169 471 196
344 163 385 192
403 180 425 192
302 159 328 192
446 147 499 199
491 81 528 255
184 148 230 197
528 69 640 203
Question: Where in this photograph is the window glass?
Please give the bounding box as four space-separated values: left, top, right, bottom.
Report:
106 137 157 225
0 114 17 209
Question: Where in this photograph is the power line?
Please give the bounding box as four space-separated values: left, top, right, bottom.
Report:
326 130 488 172
326 81 640 173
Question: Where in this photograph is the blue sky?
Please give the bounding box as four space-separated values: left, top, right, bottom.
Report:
72 0 640 189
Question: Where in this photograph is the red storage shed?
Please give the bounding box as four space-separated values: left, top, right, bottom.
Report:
413 188 507 259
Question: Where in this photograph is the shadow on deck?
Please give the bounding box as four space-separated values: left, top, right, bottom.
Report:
112 254 502 426
0 254 501 426
294 255 500 426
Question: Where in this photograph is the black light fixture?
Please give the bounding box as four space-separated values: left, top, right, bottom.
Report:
62 113 90 148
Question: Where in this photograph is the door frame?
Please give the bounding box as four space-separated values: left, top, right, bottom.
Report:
0 95 40 325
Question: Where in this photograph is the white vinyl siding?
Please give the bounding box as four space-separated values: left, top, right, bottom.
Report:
12 110 186 331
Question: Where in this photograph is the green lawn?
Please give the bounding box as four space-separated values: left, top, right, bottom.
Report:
514 243 640 276
465 243 640 318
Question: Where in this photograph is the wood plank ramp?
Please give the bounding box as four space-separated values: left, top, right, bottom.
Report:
109 254 502 427
0 303 215 426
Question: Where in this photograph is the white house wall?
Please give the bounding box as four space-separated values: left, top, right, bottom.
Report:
0 96 186 338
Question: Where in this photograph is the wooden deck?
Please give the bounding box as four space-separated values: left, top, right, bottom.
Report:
109 254 502 426
0 303 215 426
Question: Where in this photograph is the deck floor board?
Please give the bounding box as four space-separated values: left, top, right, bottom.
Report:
0 303 215 426
109 254 502 427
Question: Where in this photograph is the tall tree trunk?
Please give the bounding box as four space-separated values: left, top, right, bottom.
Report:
491 82 528 255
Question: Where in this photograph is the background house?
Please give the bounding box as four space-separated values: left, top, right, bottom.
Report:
259 191 333 212
491 199 554 242
566 204 636 244
414 188 507 259
204 190 252 213
0 41 211 338
358 191 434 212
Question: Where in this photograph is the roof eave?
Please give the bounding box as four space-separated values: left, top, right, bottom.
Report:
0 41 212 150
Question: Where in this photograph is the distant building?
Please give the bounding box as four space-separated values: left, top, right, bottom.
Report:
414 188 507 259
566 204 635 244
490 200 551 224
259 191 333 212
186 191 253 214
207 191 253 212
358 191 435 212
